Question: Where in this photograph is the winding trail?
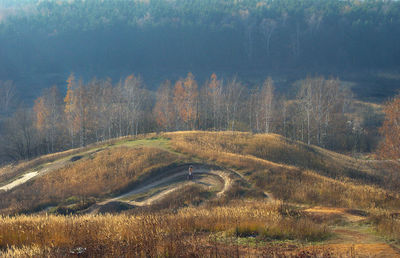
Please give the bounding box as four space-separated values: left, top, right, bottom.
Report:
304 206 400 257
87 165 238 213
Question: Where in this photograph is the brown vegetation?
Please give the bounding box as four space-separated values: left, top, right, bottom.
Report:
0 201 332 257
378 94 400 159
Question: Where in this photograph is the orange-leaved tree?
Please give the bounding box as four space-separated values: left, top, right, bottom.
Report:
33 96 47 133
64 74 89 147
378 95 400 159
64 73 78 147
154 80 175 131
33 86 64 153
207 73 223 130
173 72 198 130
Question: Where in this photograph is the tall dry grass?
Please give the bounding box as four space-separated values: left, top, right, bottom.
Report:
370 211 400 244
0 147 179 214
0 201 330 257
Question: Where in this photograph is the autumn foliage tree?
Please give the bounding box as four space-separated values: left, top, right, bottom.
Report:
378 95 400 159
173 73 198 130
206 73 223 130
33 86 64 153
64 73 78 147
64 74 92 147
154 80 175 131
33 97 47 134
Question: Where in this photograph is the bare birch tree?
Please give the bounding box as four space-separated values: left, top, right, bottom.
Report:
225 77 245 131
124 74 143 136
207 73 223 130
0 80 16 116
261 77 274 133
298 77 313 144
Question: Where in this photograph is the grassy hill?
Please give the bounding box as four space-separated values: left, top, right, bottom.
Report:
0 131 399 257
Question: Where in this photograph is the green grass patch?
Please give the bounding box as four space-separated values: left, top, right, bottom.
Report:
113 137 183 155
114 137 169 148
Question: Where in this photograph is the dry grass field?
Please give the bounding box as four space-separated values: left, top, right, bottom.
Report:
165 131 400 209
0 131 400 257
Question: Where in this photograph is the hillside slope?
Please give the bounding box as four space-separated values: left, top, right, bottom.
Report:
0 131 399 213
0 131 400 256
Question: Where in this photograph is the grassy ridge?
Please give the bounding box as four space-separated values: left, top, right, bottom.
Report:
164 131 400 209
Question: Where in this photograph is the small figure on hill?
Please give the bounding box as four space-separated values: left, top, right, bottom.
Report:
188 165 194 180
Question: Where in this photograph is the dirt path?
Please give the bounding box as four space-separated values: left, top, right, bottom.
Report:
0 159 69 192
304 206 400 257
100 167 232 207
0 149 102 192
304 206 366 222
0 171 39 191
85 166 236 213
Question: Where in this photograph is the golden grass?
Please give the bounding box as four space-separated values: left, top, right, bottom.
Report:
166 131 393 177
0 201 330 257
0 245 52 258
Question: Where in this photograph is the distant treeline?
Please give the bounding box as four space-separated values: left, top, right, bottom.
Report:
0 73 383 163
0 0 399 78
